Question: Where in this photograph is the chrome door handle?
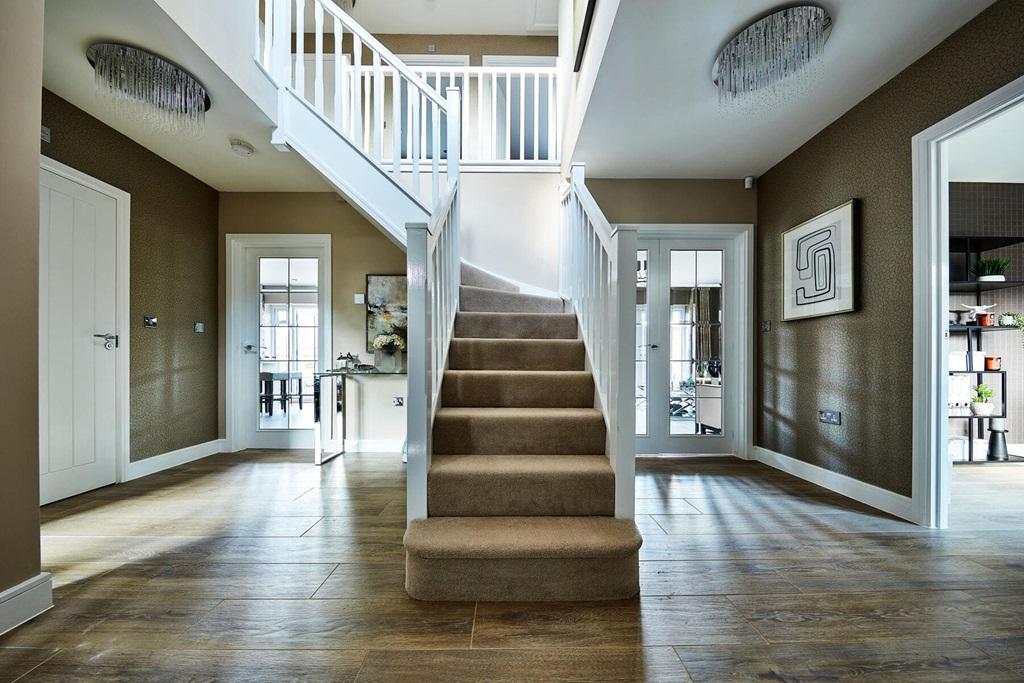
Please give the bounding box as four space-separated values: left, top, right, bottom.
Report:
243 344 258 354
648 344 659 349
94 333 118 350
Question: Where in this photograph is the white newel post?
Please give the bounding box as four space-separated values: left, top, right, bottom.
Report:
406 222 430 523
610 226 637 518
271 0 292 86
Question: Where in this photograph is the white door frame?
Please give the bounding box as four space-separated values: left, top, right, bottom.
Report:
39 155 131 487
912 73 1024 528
225 233 332 452
623 224 754 459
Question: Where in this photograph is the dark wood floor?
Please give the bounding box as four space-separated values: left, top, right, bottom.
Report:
3 451 1024 681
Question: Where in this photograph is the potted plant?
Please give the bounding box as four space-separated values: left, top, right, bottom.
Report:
371 332 406 373
999 312 1024 349
971 257 1010 282
971 383 995 416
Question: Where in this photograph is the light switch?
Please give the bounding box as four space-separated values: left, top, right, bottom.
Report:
194 322 205 333
354 293 365 305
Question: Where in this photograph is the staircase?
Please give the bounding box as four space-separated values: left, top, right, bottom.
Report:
403 266 642 601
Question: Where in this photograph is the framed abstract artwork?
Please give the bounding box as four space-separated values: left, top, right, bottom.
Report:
366 274 408 352
781 200 858 321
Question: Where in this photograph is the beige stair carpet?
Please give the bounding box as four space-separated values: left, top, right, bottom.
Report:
404 283 641 602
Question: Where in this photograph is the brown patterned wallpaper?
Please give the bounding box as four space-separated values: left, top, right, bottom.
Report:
40 90 220 462
756 0 1024 496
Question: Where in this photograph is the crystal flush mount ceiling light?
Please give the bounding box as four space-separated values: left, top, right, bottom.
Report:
711 5 833 110
87 42 211 137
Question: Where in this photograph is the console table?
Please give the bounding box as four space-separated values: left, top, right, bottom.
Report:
313 368 405 465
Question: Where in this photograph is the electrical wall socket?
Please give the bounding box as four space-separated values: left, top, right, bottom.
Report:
393 397 404 407
818 410 841 425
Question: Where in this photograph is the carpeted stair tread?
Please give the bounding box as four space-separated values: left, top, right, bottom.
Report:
405 516 642 560
442 370 594 408
448 338 585 371
459 285 568 313
433 407 606 455
429 454 614 516
460 262 520 293
454 312 578 339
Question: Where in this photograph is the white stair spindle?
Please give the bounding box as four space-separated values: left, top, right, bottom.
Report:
548 72 556 161
476 71 484 161
490 72 498 160
504 72 511 160
313 2 324 111
411 90 420 198
332 17 342 127
391 68 401 173
373 52 383 161
533 72 539 161
262 0 273 70
352 34 362 147
294 0 305 98
271 0 291 86
519 70 525 161
432 100 440 207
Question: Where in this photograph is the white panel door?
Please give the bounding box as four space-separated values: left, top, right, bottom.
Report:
39 169 118 504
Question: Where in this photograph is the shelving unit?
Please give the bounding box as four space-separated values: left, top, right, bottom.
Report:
948 234 1023 464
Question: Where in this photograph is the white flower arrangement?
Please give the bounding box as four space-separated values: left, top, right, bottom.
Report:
371 333 406 353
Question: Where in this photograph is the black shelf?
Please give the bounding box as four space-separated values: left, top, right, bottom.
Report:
950 280 1024 293
950 235 1024 253
949 370 1006 375
949 325 1019 332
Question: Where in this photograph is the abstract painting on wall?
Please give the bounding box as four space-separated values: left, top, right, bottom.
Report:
781 200 857 321
366 274 408 351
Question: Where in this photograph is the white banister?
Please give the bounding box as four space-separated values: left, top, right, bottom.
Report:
406 88 462 523
560 163 636 518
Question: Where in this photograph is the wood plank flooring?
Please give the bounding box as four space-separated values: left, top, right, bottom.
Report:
3 452 1024 681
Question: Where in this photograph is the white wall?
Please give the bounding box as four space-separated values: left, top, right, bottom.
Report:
461 172 562 291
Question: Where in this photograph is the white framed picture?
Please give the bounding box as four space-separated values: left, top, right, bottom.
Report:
781 200 857 321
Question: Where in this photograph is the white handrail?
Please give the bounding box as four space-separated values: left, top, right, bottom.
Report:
406 88 462 523
560 163 636 519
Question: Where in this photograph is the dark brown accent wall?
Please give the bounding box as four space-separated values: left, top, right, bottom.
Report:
589 179 756 224
756 0 1024 495
41 90 220 462
0 0 44 593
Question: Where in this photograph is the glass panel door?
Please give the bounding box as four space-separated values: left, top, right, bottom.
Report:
637 239 732 455
258 257 319 430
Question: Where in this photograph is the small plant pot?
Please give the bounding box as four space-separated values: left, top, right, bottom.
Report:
977 313 995 327
971 402 995 417
977 275 1007 282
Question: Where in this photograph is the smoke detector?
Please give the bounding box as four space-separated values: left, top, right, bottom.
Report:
229 138 255 157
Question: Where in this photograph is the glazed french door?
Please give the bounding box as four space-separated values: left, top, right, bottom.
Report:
636 238 741 455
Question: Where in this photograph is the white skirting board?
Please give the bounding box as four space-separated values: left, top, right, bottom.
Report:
752 446 918 524
343 438 405 453
124 439 228 481
0 573 52 637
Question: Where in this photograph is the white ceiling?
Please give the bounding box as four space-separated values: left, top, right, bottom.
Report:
949 103 1024 183
43 0 330 192
343 0 558 35
575 0 996 178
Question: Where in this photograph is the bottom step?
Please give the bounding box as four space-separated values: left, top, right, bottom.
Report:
404 517 642 601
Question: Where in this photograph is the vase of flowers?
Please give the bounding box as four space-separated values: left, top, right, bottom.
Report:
372 333 406 373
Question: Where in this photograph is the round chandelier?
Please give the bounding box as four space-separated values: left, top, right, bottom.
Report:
712 5 833 109
87 43 211 137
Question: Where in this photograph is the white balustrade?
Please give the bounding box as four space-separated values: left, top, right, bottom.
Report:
260 1 558 173
262 0 451 208
406 89 462 522
560 163 637 518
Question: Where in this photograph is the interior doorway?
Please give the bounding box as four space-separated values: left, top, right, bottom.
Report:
38 157 129 504
633 226 752 457
226 234 331 451
913 72 1024 528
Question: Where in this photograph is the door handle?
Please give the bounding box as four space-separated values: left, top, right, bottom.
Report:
243 344 258 354
648 344 660 349
94 333 118 350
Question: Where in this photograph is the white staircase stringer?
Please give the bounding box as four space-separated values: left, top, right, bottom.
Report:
271 87 429 248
